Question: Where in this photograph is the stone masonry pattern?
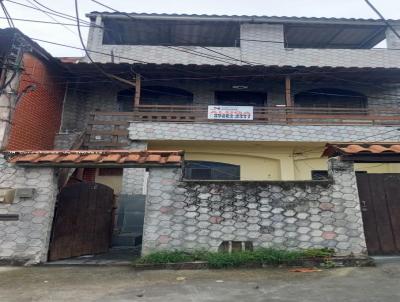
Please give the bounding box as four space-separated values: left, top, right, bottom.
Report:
129 122 400 142
87 21 400 68
142 158 367 255
0 155 57 264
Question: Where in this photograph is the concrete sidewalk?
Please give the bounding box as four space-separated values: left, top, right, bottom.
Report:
0 261 399 302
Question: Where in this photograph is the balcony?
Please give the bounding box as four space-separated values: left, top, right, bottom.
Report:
83 105 400 148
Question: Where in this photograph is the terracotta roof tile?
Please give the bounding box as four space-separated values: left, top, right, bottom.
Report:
4 150 183 167
323 143 400 157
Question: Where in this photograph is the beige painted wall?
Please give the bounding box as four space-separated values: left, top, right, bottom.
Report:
95 170 123 195
149 141 400 181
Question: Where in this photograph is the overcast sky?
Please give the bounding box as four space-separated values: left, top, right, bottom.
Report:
0 0 399 57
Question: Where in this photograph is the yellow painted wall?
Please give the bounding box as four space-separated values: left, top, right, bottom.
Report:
149 141 400 181
95 170 123 195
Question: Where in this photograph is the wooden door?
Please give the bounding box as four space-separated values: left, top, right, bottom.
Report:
48 182 115 261
357 174 400 255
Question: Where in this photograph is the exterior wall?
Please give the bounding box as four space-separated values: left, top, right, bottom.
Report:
121 141 148 195
7 53 65 150
386 25 400 49
142 158 366 255
0 155 57 264
95 170 122 195
130 122 400 142
85 19 400 68
149 141 400 181
60 78 400 133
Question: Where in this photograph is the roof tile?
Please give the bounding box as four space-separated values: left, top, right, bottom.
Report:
5 150 183 167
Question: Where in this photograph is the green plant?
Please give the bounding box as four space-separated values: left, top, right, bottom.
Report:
134 248 336 268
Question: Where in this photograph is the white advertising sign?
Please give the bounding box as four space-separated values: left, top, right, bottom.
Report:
207 105 254 120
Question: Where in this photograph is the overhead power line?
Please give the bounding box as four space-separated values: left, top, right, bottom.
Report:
364 0 400 40
25 0 76 35
0 0 14 27
0 16 92 26
5 0 92 26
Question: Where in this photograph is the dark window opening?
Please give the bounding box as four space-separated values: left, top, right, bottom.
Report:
215 91 267 107
99 168 123 176
219 241 254 253
117 86 193 111
294 88 367 109
311 170 329 180
184 161 240 180
103 19 240 47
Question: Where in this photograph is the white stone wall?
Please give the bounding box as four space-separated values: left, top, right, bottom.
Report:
0 155 58 264
129 122 400 142
121 141 148 195
142 158 367 255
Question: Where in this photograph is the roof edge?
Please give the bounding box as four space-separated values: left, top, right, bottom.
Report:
85 12 400 26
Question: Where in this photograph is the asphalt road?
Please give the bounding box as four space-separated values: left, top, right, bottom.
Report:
0 260 399 301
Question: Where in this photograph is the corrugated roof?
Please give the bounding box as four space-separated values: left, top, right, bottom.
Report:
323 144 400 157
4 150 183 167
87 12 400 24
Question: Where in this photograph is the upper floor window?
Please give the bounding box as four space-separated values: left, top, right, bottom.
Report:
103 19 240 47
184 161 240 180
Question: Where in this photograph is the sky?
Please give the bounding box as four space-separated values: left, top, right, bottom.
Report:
0 0 399 57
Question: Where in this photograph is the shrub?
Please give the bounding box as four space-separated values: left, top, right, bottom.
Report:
135 248 335 268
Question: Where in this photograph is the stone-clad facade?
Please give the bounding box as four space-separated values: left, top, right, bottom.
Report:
0 156 57 264
129 122 400 143
142 158 366 255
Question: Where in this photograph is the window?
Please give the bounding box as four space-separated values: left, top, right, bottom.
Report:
184 161 240 180
215 91 267 107
311 170 329 180
103 19 240 47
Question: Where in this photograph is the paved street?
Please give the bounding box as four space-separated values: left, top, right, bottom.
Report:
0 260 399 301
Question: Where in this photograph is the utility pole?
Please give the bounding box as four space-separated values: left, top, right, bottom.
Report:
0 32 24 150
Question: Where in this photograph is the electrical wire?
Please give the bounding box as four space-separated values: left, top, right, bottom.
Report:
25 0 76 36
1 0 14 27
0 16 92 26
74 0 135 87
5 0 92 26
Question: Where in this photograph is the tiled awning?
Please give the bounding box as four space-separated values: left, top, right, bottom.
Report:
4 150 183 167
323 144 400 162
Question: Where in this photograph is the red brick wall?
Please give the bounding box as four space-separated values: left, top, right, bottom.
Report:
7 53 65 150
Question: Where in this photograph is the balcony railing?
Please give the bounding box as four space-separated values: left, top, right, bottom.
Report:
84 105 400 148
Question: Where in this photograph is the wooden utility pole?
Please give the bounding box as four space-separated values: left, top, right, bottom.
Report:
134 73 141 108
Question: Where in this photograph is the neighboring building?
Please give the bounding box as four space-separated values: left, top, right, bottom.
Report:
0 28 66 151
1 13 400 264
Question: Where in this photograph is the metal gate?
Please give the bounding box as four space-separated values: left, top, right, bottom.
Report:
48 182 115 261
356 173 400 255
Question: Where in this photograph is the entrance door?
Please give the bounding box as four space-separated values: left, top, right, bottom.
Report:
48 182 115 261
356 174 400 255
112 194 145 247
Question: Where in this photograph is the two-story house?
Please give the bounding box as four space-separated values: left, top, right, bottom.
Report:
59 13 400 187
1 12 400 264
